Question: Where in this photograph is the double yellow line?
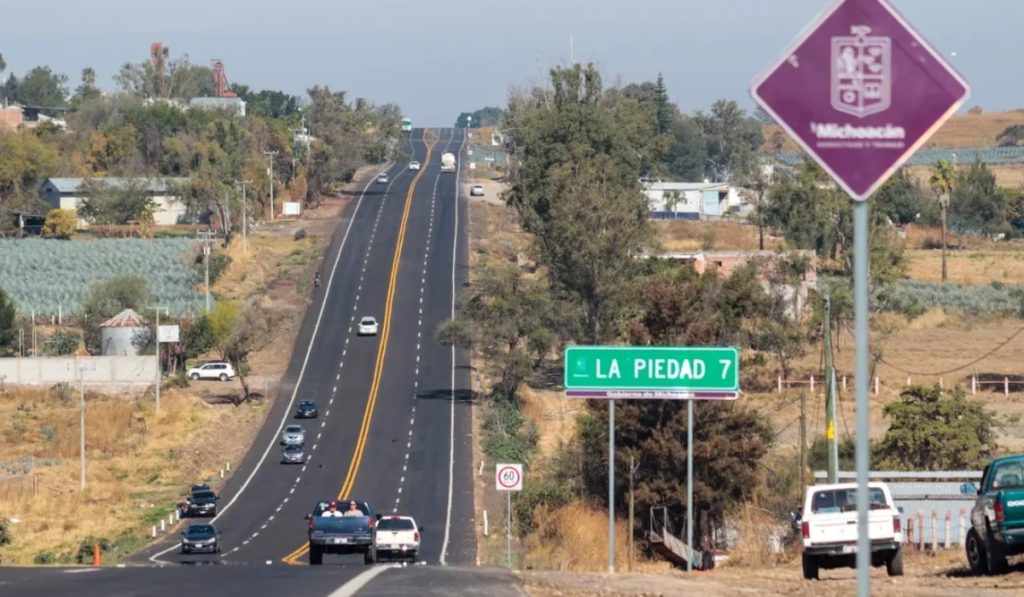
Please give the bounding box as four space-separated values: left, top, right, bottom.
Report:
282 134 437 565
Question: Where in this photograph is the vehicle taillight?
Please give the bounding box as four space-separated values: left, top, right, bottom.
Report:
893 516 901 533
995 499 1005 523
309 518 315 529
801 521 810 539
368 518 375 528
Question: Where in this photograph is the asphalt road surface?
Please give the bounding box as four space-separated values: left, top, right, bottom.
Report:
78 128 510 594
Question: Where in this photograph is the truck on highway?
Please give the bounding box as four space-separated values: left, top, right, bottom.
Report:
966 454 1024 574
797 482 903 580
401 118 412 132
306 499 377 565
440 152 456 172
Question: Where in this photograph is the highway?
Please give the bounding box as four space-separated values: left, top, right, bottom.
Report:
11 127 515 594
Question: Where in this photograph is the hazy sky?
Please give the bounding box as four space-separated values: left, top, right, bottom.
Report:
3 0 1022 125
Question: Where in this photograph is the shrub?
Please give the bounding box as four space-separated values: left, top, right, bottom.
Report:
481 396 538 465
0 517 12 548
34 551 55 565
42 329 82 356
42 209 76 239
293 228 307 241
75 536 111 564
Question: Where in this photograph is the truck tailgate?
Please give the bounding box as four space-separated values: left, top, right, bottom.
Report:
1001 488 1024 529
376 529 417 545
810 510 895 545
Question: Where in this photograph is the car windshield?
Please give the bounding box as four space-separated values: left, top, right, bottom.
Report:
377 518 415 531
284 444 302 452
299 401 315 408
285 426 302 433
810 488 887 514
992 462 1024 489
187 525 215 537
361 318 375 324
192 491 215 500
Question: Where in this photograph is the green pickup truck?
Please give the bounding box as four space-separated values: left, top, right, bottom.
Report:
966 454 1024 574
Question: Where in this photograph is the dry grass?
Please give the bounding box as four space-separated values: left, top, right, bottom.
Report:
0 387 267 564
521 501 632 572
653 220 782 252
724 504 790 568
519 385 584 460
764 110 1024 153
906 249 1024 284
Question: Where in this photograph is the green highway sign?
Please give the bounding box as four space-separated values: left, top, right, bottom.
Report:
563 346 739 400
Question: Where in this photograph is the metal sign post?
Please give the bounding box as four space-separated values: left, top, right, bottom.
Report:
752 2 969 594
495 463 523 567
564 346 740 574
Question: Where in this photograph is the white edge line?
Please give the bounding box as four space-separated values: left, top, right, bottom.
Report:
328 564 399 597
148 164 391 565
439 128 467 566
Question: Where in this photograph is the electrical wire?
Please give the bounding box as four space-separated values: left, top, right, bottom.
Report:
877 323 1024 377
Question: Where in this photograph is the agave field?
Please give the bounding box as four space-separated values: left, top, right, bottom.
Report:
0 238 206 318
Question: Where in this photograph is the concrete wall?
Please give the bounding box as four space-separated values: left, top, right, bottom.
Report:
0 356 156 387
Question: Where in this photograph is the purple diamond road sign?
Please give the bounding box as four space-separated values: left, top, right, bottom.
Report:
751 0 969 201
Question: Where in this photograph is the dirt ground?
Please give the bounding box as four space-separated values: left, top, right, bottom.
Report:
520 550 1024 596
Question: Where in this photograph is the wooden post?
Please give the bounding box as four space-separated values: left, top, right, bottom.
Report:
917 513 925 552
906 376 911 386
874 376 879 395
1005 377 1010 396
939 377 944 389
842 375 847 390
931 511 938 552
810 375 815 393
944 512 952 550
777 375 782 394
907 516 915 548
972 376 977 395
959 507 967 546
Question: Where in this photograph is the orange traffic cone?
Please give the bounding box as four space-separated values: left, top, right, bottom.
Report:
92 542 101 566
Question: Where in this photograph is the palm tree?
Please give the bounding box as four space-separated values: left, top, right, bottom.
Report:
929 159 957 282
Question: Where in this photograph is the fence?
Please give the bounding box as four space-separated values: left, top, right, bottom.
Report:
776 374 1024 396
0 355 156 389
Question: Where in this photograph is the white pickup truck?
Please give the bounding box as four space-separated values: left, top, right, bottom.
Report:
373 515 421 562
799 482 903 580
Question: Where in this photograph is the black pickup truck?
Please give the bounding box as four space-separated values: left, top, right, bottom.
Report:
306 500 377 565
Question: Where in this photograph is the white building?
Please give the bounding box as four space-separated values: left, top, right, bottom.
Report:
642 181 744 220
188 96 246 117
39 177 191 228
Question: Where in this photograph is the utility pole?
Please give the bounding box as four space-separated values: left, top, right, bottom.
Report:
79 366 86 491
147 306 168 412
264 150 279 220
237 180 251 254
608 399 615 574
799 392 807 491
824 292 838 483
628 454 637 572
203 231 211 312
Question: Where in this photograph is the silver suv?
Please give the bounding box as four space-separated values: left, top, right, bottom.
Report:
280 425 305 446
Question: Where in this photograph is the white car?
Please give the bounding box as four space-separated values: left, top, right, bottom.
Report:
377 174 390 184
358 316 379 336
470 184 485 197
187 362 236 381
280 425 305 446
408 161 421 171
798 482 903 580
373 515 420 562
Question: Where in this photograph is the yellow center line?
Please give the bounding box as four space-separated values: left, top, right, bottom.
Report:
282 132 437 565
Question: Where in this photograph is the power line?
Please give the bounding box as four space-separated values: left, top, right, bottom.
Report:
877 323 1024 377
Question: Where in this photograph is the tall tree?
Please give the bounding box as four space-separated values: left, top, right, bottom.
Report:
505 64 653 343
654 73 672 134
695 99 764 182
950 160 1004 234
928 159 956 282
0 285 16 355
4 66 69 110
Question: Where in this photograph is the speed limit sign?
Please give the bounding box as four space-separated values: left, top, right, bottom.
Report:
495 463 523 492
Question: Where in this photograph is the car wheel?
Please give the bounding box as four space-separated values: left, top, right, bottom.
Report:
219 373 228 381
191 373 200 380
801 553 819 580
885 548 903 577
309 543 323 565
985 524 1008 574
966 528 988 574
408 553 417 564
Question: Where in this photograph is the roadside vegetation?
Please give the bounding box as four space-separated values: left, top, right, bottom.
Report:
454 63 1022 574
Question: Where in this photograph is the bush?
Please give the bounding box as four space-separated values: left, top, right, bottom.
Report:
75 536 111 564
874 280 1023 318
34 551 56 565
42 209 76 239
42 329 82 356
164 369 190 389
481 396 538 465
0 516 12 548
293 228 307 241
194 251 232 286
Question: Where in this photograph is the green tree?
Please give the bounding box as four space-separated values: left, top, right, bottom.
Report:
115 50 215 100
928 159 956 282
77 178 156 225
72 67 101 106
3 66 68 111
81 276 149 353
997 124 1024 147
695 99 764 182
454 106 504 128
653 73 672 134
876 385 998 471
0 128 59 203
872 168 934 226
0 286 16 355
950 160 1004 234
504 64 653 343
209 299 275 402
664 115 706 181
